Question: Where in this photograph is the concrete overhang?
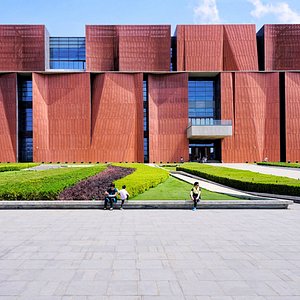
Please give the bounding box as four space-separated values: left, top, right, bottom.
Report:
187 125 232 140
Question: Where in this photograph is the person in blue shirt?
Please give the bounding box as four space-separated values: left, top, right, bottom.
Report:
104 183 118 210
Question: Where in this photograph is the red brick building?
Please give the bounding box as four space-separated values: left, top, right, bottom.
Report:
0 24 299 163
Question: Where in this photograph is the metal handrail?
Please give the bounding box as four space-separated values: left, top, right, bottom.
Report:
188 118 232 127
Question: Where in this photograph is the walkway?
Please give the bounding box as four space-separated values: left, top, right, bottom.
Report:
0 208 299 298
211 163 300 180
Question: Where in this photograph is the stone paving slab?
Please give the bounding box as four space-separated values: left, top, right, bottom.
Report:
0 207 300 298
0 199 293 209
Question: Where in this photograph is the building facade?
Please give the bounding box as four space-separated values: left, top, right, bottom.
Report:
0 24 299 163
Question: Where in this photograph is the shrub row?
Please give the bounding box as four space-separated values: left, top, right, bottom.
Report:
0 165 106 200
113 163 169 197
177 163 300 196
257 162 300 168
0 163 39 172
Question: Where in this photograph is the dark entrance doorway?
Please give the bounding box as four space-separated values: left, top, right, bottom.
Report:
189 140 221 162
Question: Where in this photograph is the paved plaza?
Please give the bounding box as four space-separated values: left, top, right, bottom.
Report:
0 206 300 299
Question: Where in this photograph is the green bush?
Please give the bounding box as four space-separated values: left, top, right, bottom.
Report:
257 162 300 168
113 163 169 197
0 165 106 200
177 163 300 196
0 163 39 172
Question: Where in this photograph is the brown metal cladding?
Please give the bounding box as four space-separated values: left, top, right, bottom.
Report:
33 73 90 162
86 25 117 71
0 25 45 71
220 72 235 162
148 73 189 163
264 24 300 71
176 25 223 71
285 72 300 161
90 73 144 162
223 25 258 71
233 72 280 162
0 73 17 162
118 25 170 71
86 25 170 71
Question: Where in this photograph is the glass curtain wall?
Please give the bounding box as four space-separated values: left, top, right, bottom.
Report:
18 75 33 162
50 37 86 69
188 77 221 162
143 77 149 163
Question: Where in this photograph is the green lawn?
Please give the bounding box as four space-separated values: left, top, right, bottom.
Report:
257 162 300 168
132 176 240 200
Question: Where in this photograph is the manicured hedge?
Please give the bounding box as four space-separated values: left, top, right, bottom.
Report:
0 165 106 200
257 162 300 168
177 163 300 196
0 163 39 172
113 163 169 197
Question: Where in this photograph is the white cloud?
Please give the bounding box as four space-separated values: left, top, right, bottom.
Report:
249 0 300 23
193 0 221 24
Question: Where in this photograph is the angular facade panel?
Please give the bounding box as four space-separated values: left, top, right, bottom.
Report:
33 73 90 162
86 25 170 71
86 25 117 71
176 25 223 71
233 73 280 162
285 72 300 161
0 73 16 162
223 25 258 71
263 24 300 71
148 73 189 163
90 73 144 162
118 25 170 71
0 25 45 71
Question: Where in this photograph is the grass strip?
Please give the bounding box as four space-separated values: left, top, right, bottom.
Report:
132 176 240 200
177 163 300 196
257 162 300 168
0 165 106 200
0 163 39 172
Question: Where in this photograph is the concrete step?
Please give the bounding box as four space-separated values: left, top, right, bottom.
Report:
0 199 293 209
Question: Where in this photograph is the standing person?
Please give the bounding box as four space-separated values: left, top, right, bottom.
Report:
104 183 118 210
180 156 184 163
190 181 201 211
119 185 130 210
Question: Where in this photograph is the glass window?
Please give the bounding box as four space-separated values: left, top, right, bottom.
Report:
188 79 216 121
50 37 86 70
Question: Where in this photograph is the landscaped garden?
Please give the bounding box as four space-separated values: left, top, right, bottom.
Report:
0 162 243 200
177 163 300 196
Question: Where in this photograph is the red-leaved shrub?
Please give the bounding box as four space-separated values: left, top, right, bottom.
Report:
58 165 134 200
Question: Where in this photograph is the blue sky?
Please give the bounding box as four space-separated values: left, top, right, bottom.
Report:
0 0 300 36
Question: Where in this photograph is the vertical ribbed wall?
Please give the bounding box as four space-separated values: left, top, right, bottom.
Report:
264 25 300 71
86 25 117 71
33 73 91 162
118 25 170 71
234 72 280 162
148 73 189 163
223 25 258 71
86 25 170 71
0 25 45 71
91 73 144 162
285 72 300 161
221 73 235 162
0 73 16 162
176 25 223 71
